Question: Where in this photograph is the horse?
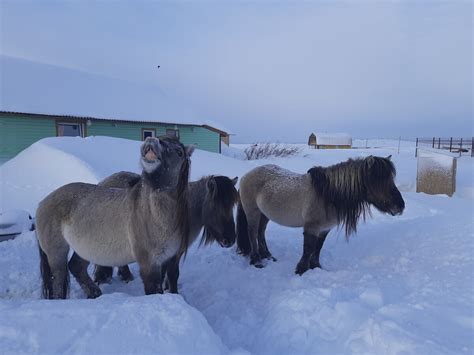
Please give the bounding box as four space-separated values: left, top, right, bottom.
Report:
236 155 405 275
35 136 194 299
93 172 239 293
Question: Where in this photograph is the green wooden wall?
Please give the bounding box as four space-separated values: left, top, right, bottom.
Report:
0 113 221 163
0 114 56 163
87 121 221 153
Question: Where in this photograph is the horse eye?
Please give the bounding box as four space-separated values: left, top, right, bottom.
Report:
176 149 183 157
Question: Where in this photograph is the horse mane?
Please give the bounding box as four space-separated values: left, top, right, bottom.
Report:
199 175 239 246
307 156 396 237
175 145 191 258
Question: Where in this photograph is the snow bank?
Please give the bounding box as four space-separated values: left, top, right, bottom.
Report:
0 210 33 237
1 293 226 354
1 137 473 354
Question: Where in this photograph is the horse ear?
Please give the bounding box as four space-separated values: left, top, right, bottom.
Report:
207 177 217 197
386 155 392 160
231 176 238 186
185 145 195 158
365 155 375 169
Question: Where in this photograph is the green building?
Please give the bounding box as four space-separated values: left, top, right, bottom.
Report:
0 110 230 164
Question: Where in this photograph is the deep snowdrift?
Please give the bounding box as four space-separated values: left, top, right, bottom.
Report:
0 137 472 354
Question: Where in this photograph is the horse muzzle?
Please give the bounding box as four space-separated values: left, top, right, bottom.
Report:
142 138 162 162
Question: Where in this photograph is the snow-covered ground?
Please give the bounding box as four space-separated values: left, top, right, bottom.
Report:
0 137 473 354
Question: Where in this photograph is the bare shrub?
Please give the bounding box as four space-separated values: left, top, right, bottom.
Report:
244 143 302 160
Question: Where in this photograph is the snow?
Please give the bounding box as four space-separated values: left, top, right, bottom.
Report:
0 55 229 133
0 210 33 236
417 149 457 170
0 137 473 354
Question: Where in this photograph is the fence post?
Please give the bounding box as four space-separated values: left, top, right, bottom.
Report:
415 138 418 157
449 137 453 152
432 137 435 148
438 138 441 149
472 137 474 158
460 138 463 156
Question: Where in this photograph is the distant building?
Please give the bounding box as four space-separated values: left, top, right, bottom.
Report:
308 132 352 149
0 111 230 163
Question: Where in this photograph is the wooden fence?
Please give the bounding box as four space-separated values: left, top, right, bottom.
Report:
415 137 473 157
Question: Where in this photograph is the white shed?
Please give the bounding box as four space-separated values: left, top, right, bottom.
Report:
308 132 352 149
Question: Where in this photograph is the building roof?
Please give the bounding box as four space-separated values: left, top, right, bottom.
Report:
313 132 352 146
0 55 229 135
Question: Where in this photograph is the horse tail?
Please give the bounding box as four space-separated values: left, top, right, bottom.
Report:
236 201 251 255
38 242 53 299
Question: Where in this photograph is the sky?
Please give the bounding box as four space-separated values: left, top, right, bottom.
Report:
1 1 472 142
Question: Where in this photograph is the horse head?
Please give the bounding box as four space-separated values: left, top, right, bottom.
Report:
201 176 239 248
364 155 405 216
140 136 194 191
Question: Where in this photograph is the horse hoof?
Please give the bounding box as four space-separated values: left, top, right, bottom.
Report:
295 264 309 276
254 263 264 269
270 256 277 262
87 287 102 299
118 272 134 283
309 262 321 269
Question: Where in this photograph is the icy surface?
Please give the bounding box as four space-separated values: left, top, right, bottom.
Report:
0 137 473 354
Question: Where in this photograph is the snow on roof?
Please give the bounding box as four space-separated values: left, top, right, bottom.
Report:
314 132 352 146
0 55 230 134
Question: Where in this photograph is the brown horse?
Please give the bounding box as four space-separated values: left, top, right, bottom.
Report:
93 172 239 293
36 136 194 298
236 156 405 275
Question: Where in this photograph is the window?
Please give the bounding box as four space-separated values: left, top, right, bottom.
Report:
57 123 83 137
142 128 156 140
166 129 179 139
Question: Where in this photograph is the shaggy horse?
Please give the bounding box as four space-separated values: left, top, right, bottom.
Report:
236 155 405 275
36 136 194 299
93 172 239 293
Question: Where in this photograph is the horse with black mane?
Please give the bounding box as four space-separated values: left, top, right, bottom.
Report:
36 136 193 299
93 171 239 293
236 155 405 275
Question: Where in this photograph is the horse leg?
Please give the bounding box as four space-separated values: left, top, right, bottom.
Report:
138 261 163 295
68 252 102 299
165 255 180 294
38 235 70 299
240 204 263 267
309 230 329 269
118 265 134 283
295 231 318 275
248 220 263 268
49 258 70 299
161 259 170 291
93 265 113 284
257 214 276 261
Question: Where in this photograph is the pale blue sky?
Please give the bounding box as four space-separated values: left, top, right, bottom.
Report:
1 1 472 142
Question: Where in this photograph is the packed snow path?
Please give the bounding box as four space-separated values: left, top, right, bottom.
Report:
0 137 472 354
